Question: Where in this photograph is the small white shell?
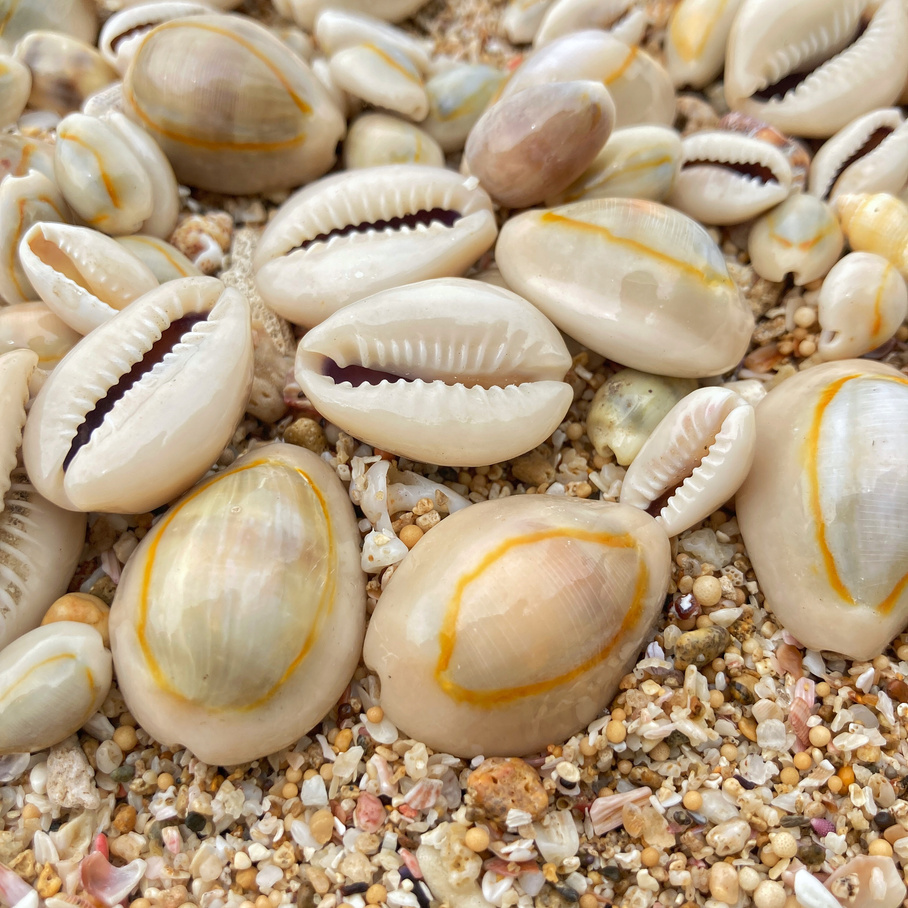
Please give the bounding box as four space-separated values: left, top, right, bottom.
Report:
22 276 253 513
668 131 793 225
503 0 554 43
253 165 497 328
363 495 671 757
19 222 160 335
295 278 573 466
747 193 844 285
109 442 366 766
0 53 31 128
533 0 640 47
343 112 445 170
620 387 756 536
817 252 908 360
665 0 742 89
0 623 112 755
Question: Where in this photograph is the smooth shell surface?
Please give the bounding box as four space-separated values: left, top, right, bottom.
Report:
363 495 671 757
736 360 908 659
109 443 366 766
295 278 573 466
495 198 754 377
665 0 742 89
0 302 81 371
0 622 111 755
836 192 908 278
22 276 253 513
343 113 444 169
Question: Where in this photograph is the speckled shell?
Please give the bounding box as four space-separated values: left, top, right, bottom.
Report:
22 276 253 513
363 495 671 757
816 252 908 360
620 387 756 537
665 0 741 89
0 53 30 128
295 278 573 466
499 30 675 128
747 193 844 285
109 443 366 766
343 113 444 169
123 15 346 194
736 360 908 659
495 198 754 378
253 165 497 328
724 0 908 138
0 622 111 755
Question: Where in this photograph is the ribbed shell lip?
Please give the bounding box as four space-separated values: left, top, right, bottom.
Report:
0 348 37 509
22 275 254 514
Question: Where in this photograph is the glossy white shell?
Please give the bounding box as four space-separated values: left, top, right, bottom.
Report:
736 360 908 659
22 276 253 513
109 443 366 766
295 278 573 466
495 198 754 378
836 191 908 278
363 495 671 757
665 0 742 89
343 113 445 169
0 53 30 128
0 623 112 755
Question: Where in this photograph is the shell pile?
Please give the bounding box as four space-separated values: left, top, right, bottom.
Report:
2 1 908 908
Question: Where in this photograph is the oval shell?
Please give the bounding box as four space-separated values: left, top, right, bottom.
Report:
109 443 366 766
665 0 742 89
0 622 111 755
736 360 908 659
343 112 444 170
363 495 671 757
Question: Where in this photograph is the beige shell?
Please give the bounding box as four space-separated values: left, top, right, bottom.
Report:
0 622 112 755
54 111 180 238
464 80 615 209
503 0 554 43
495 198 754 378
253 165 497 328
499 30 675 129
668 131 793 225
809 108 908 203
114 235 203 283
747 193 844 285
724 0 908 138
0 170 71 305
19 222 160 335
620 387 756 536
0 348 34 505
533 0 644 48
123 15 346 194
0 302 81 372
363 495 671 757
295 278 573 466
546 124 682 206
343 113 445 169
835 191 908 278
736 360 908 659
0 52 30 128
109 442 366 766
22 276 253 513
665 0 741 89
816 252 908 360
0 134 55 184
0 0 97 46
14 31 117 115
273 0 430 29
421 63 507 154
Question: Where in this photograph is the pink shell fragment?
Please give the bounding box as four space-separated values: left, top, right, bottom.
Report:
354 791 385 833
80 851 147 906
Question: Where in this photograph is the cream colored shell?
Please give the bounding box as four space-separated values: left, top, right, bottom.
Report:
0 53 30 128
0 302 81 372
724 0 908 138
0 622 111 755
109 443 366 766
123 15 346 194
836 192 908 278
363 495 671 757
314 9 431 73
665 0 742 89
0 0 98 46
343 113 445 169
22 276 253 513
0 348 34 505
736 360 908 659
253 165 497 328
294 278 573 466
273 0 430 29
495 198 754 378
503 0 554 43
816 252 908 360
19 222 160 335
114 235 203 283
533 0 644 48
0 134 55 184
620 387 756 537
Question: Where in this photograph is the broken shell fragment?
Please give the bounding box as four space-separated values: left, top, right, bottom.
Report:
464 80 615 209
294 278 573 466
619 387 756 537
835 192 908 279
363 495 671 757
495 198 754 378
816 252 908 361
253 165 497 328
747 193 844 285
22 276 253 513
343 113 444 170
19 222 160 335
736 360 908 660
0 622 111 755
586 368 697 465
824 855 907 908
668 131 793 225
665 0 742 89
123 15 346 194
109 443 366 766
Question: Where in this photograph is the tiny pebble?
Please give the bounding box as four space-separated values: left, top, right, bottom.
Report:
754 880 786 908
708 861 739 903
692 575 722 607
